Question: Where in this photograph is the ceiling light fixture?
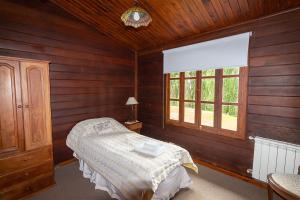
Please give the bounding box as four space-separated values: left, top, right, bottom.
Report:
121 0 152 28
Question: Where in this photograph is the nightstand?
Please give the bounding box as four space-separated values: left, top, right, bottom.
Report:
124 121 142 133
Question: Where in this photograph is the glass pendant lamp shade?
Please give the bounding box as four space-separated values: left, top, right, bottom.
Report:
121 3 152 28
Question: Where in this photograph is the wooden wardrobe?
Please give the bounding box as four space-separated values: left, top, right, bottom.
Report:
0 56 54 199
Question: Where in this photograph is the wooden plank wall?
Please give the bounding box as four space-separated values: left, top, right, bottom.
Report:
138 9 300 177
0 0 134 164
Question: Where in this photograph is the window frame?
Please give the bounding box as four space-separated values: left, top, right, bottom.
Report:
165 67 248 139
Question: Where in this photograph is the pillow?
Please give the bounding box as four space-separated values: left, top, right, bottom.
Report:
69 117 129 141
94 120 116 135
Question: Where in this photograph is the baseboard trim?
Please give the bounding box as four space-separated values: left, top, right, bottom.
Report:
55 158 77 168
193 158 267 189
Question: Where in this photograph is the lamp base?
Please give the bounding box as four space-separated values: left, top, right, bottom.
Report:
125 120 139 125
127 105 136 122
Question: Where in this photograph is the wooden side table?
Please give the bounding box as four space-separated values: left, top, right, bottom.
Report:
267 173 300 200
124 121 142 133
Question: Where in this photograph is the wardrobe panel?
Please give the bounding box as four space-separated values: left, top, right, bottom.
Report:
20 61 52 150
0 60 22 154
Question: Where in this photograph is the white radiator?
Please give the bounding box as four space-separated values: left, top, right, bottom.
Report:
251 136 300 182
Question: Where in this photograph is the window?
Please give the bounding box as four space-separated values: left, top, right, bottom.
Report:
166 67 248 139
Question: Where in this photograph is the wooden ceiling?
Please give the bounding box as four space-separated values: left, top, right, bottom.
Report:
51 0 300 52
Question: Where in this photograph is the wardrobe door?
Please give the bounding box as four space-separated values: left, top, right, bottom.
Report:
0 59 23 154
20 61 52 150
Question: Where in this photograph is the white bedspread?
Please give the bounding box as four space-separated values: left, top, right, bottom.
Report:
66 118 198 200
78 155 192 200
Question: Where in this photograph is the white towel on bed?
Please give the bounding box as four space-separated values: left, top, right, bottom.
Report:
134 140 165 157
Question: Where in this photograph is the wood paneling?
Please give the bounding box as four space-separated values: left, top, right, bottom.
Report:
138 9 300 177
50 0 300 51
1 0 299 177
0 0 134 164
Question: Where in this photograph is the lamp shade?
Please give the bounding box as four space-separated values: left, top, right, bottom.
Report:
126 97 138 105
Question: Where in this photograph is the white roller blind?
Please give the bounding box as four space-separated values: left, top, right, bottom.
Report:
163 32 251 74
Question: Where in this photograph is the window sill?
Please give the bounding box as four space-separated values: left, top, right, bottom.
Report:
165 120 246 140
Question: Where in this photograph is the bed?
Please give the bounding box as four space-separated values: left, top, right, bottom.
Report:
66 117 198 200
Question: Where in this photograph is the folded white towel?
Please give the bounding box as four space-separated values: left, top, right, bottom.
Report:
134 141 165 157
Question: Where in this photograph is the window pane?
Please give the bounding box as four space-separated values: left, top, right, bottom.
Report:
221 105 238 131
201 78 215 101
170 72 180 78
202 69 215 77
170 79 180 99
185 79 195 100
170 101 179 120
201 103 214 127
222 77 239 103
185 71 196 77
184 102 195 123
223 67 239 75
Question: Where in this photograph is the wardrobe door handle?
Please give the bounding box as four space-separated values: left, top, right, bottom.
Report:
17 105 23 108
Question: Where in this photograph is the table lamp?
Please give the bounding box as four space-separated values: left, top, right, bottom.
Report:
125 97 138 122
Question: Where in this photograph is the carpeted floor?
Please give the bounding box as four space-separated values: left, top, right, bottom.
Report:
28 162 281 200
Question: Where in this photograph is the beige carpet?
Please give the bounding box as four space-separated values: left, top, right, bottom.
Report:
28 162 281 200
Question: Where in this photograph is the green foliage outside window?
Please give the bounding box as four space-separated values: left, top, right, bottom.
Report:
170 79 180 99
170 67 239 117
185 71 196 77
185 79 195 100
202 69 215 76
170 72 180 78
223 67 239 75
201 69 215 112
223 67 239 116
201 78 215 102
